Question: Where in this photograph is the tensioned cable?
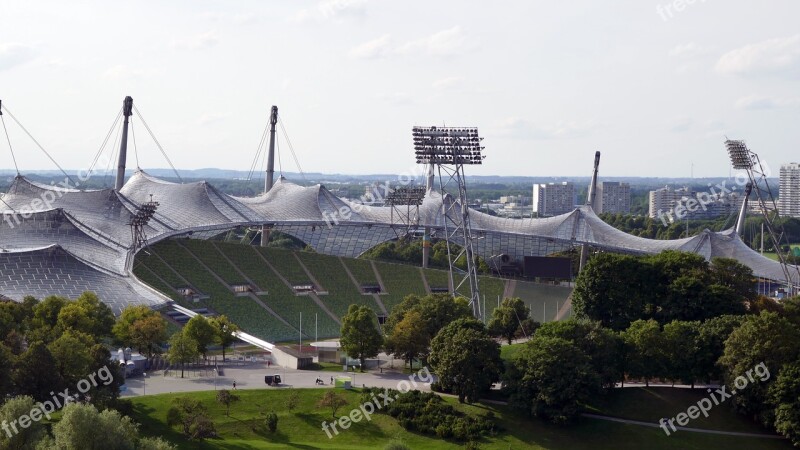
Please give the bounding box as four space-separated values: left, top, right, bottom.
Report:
103 120 123 188
130 118 140 168
0 115 19 174
276 132 283 176
88 107 123 175
246 120 270 182
132 105 183 183
278 117 305 181
0 104 76 186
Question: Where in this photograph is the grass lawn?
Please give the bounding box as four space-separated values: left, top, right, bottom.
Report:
300 362 343 372
500 342 525 362
129 388 792 450
586 386 776 434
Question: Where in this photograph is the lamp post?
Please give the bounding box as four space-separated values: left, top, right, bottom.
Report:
214 367 218 391
143 372 147 396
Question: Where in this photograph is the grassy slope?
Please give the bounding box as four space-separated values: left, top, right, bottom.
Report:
130 388 791 450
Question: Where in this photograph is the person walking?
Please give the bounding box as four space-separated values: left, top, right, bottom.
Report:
233 380 237 390
330 376 333 385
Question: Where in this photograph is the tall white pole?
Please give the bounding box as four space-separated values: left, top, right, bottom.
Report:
315 313 318 342
299 312 302 350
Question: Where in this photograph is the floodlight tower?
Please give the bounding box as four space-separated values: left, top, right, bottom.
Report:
413 126 485 317
129 195 159 256
422 163 435 268
725 140 800 293
385 186 425 239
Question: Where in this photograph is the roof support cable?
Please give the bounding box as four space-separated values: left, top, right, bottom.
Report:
0 114 19 175
130 118 140 169
278 117 305 181
132 105 183 183
0 103 76 186
88 107 123 175
246 121 270 182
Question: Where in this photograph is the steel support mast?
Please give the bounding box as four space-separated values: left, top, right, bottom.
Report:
413 126 485 317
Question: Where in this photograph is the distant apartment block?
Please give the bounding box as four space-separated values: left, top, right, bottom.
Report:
649 186 740 222
779 163 800 218
533 182 576 217
593 182 631 214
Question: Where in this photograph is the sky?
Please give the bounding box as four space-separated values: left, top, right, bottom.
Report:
0 0 799 178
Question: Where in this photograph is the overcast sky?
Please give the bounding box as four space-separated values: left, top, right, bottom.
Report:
1 0 798 178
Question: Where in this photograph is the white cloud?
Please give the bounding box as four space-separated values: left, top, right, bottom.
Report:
376 92 412 105
669 117 693 132
432 76 464 90
735 95 800 110
101 65 154 80
201 12 257 25
397 26 465 57
349 34 392 60
491 117 595 140
171 30 220 50
0 43 36 71
198 112 231 125
716 35 800 77
669 43 712 59
294 0 368 23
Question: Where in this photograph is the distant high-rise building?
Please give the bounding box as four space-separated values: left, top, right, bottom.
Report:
593 181 631 214
649 185 739 223
779 163 800 218
533 182 576 217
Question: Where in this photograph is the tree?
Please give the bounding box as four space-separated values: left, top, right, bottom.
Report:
487 297 532 344
167 332 199 378
662 320 702 388
573 253 651 330
428 318 503 403
318 391 348 418
47 330 95 385
27 295 68 343
12 341 65 402
718 311 800 426
621 319 665 386
264 411 278 433
535 320 623 389
385 310 428 369
183 315 216 358
0 343 14 400
113 305 168 357
216 389 239 416
504 336 599 424
56 292 115 339
210 315 238 361
696 315 746 383
710 257 757 301
339 304 382 371
52 403 139 450
0 396 46 449
130 315 168 358
769 361 800 445
284 390 300 411
167 397 216 440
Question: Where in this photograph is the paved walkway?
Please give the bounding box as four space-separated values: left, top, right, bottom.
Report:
121 363 435 397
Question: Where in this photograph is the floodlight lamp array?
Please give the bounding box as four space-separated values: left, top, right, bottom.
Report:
129 201 159 228
386 186 426 206
725 140 754 170
413 126 485 165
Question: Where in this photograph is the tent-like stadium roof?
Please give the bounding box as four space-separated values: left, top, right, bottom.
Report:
0 169 795 312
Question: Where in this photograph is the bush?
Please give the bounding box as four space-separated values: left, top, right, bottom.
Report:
265 411 278 433
360 387 495 442
383 442 411 450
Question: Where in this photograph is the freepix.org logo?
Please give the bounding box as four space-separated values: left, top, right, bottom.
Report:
1 365 115 439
